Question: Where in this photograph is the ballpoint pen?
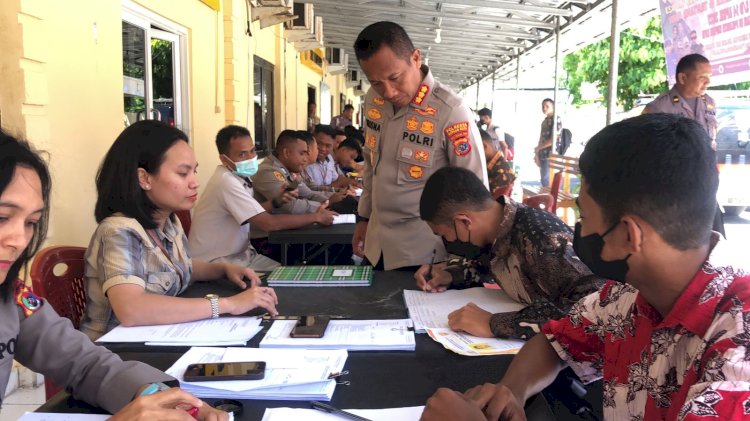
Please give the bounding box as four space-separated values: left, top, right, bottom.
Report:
425 248 437 281
310 401 372 421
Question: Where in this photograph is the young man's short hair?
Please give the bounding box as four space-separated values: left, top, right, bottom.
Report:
676 53 710 76
343 104 354 111
294 130 315 145
215 125 251 155
354 21 415 62
542 98 554 107
275 129 303 154
477 108 492 117
420 167 494 225
313 124 338 139
338 138 363 156
579 113 718 250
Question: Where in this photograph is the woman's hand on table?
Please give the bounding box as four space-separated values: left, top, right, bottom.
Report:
223 286 278 317
223 263 260 288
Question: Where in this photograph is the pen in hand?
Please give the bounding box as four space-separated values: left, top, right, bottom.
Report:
425 248 437 282
311 401 372 421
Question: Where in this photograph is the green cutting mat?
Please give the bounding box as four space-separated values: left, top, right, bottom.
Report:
267 265 372 286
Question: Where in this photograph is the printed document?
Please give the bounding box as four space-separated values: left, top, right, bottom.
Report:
332 214 356 224
404 287 526 356
165 347 347 400
96 317 262 345
259 319 415 351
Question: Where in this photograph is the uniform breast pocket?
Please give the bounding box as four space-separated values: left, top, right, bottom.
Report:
396 143 434 185
145 272 180 295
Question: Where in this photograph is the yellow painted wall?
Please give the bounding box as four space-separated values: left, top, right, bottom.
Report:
0 0 361 251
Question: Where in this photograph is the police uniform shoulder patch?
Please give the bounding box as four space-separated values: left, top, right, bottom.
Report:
273 171 285 182
453 138 472 157
420 120 434 135
373 97 385 106
445 121 469 142
15 282 41 317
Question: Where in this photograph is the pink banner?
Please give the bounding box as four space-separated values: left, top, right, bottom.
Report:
659 0 750 85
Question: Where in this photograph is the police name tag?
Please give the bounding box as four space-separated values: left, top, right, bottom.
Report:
333 269 354 277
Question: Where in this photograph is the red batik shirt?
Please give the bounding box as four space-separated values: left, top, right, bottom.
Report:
543 261 750 420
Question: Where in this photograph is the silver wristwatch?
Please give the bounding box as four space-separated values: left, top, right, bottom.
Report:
204 294 219 319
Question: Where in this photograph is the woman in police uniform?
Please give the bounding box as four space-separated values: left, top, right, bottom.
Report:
0 131 227 419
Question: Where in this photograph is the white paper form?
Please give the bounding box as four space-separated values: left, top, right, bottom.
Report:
165 347 347 400
403 288 525 332
259 319 415 351
332 214 356 224
426 328 524 356
96 317 262 345
261 406 425 421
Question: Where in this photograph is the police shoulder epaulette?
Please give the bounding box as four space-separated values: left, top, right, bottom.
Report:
14 281 42 317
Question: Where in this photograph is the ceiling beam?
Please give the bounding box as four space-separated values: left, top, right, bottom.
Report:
304 0 556 29
408 0 573 16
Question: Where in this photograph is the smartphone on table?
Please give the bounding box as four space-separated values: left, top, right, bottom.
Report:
290 315 330 338
184 361 266 382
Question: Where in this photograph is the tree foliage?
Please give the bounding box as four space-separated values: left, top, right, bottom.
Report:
563 16 668 111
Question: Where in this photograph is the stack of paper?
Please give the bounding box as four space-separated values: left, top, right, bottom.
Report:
259 319 415 351
165 347 348 401
403 288 526 356
266 265 372 287
96 317 262 346
261 406 425 421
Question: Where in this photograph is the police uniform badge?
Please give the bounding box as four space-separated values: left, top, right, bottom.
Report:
408 165 424 179
273 171 285 182
367 108 382 120
373 97 385 106
366 134 377 149
15 283 41 317
453 138 472 156
415 106 437 117
672 96 680 103
415 150 430 162
420 121 435 135
406 117 419 131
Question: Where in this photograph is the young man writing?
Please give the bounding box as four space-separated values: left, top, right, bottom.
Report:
421 113 750 420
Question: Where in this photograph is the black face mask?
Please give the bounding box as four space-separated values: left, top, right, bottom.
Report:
573 222 631 282
442 224 484 259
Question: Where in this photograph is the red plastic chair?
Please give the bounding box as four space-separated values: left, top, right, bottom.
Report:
523 194 555 212
175 210 192 236
29 246 87 400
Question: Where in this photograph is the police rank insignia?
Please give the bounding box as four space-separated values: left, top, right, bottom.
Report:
401 147 414 159
273 171 285 182
672 96 680 103
453 138 472 156
411 84 430 106
445 121 469 142
406 116 419 131
366 134 377 149
415 150 430 162
408 165 424 179
15 283 41 316
367 108 382 120
420 121 435 135
415 106 437 117
373 97 385 106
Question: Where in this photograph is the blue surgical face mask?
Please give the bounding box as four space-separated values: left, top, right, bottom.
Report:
573 221 631 282
231 156 258 178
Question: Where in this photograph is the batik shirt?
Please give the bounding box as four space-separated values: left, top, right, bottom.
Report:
447 197 604 339
543 254 750 420
487 151 515 199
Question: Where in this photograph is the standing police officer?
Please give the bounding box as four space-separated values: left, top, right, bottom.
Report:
644 54 717 149
351 21 488 270
644 53 724 236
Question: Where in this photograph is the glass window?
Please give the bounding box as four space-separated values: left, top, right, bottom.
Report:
254 56 275 158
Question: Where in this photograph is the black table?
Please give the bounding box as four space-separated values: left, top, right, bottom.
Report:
39 271 602 420
267 223 355 264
